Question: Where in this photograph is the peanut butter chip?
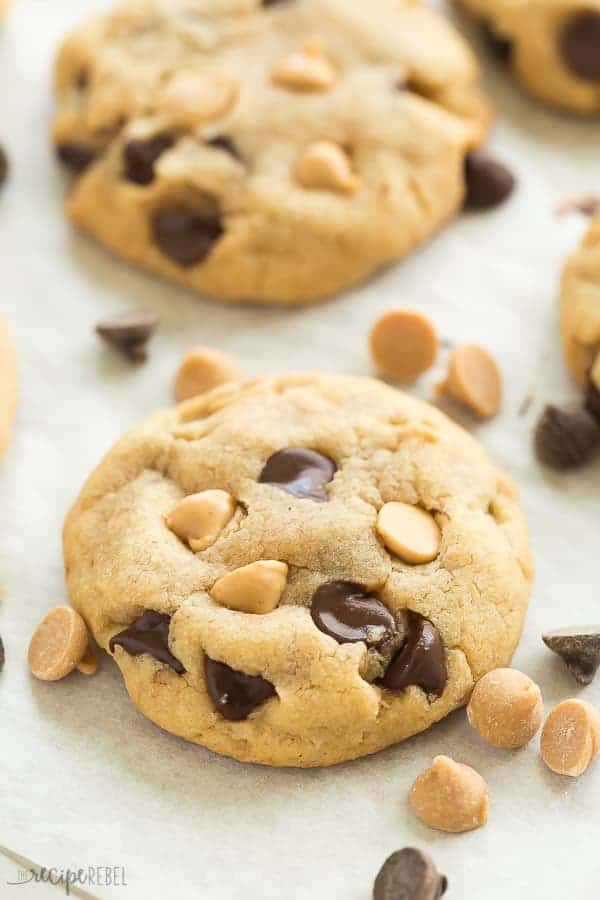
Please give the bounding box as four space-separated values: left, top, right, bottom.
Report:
295 142 360 195
410 755 489 833
167 490 236 551
174 347 243 402
370 310 439 384
437 345 502 418
158 71 237 126
377 502 441 564
541 699 600 777
467 668 543 749
271 40 336 91
211 560 288 614
28 606 89 681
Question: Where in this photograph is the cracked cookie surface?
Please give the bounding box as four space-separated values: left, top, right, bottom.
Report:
53 0 491 306
63 374 532 767
0 315 18 455
461 0 600 114
561 212 600 383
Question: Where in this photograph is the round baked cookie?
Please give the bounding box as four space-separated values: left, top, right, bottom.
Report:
460 0 600 114
0 315 18 455
52 0 492 306
63 373 532 767
561 212 600 383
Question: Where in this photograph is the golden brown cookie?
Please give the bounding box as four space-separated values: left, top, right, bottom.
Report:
561 212 600 384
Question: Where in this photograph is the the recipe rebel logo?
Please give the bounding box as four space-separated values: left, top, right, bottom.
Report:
7 865 128 895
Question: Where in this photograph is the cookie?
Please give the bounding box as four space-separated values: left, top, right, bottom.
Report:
63 373 532 767
53 0 492 306
0 315 18 455
460 0 600 114
561 212 600 384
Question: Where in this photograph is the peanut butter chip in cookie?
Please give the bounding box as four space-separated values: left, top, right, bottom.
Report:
377 502 441 565
541 699 600 777
271 39 336 91
437 345 502 418
28 606 89 681
174 347 243 401
295 142 360 195
370 310 439 384
167 490 236 552
204 656 276 721
410 755 489 833
158 71 238 126
211 560 288 614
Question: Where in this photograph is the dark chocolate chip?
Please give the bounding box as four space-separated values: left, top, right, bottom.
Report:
123 135 174 186
109 611 184 674
481 21 513 63
561 12 600 82
534 404 600 470
0 635 4 672
76 70 89 90
96 311 159 362
206 136 242 161
464 151 516 210
56 143 97 173
373 848 448 900
262 0 291 6
0 147 9 190
584 374 600 423
543 626 600 685
383 613 447 699
152 208 224 267
311 581 398 648
258 448 336 502
204 656 276 721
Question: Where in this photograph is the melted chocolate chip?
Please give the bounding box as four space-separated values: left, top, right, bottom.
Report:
258 448 336 501
383 613 447 699
204 656 276 721
56 143 97 173
0 147 8 190
374 848 448 900
481 21 513 62
561 12 600 82
206 136 242 161
109 611 184 673
584 375 600 423
123 135 173 186
311 581 398 647
152 208 224 267
464 151 516 210
534 404 600 470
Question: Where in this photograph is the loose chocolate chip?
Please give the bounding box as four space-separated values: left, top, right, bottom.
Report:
206 136 242 161
383 613 447 699
123 135 174 186
543 626 600 685
109 611 184 674
373 848 448 900
0 147 9 190
481 21 513 62
311 581 398 648
464 151 516 210
258 448 336 501
0 635 4 672
561 12 600 82
534 404 600 470
204 656 276 721
152 208 224 267
56 143 97 173
584 375 600 423
96 311 159 362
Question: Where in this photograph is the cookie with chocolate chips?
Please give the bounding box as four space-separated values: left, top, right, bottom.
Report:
460 0 600 114
561 212 600 385
0 313 18 455
52 0 492 306
63 374 532 767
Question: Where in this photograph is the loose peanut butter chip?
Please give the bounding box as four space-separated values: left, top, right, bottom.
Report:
271 40 336 91
467 668 543 749
410 755 489 833
212 560 288 614
541 699 600 777
370 310 439 383
437 345 502 418
377 502 441 565
295 142 360 195
175 347 243 402
28 606 89 681
167 490 236 552
158 71 238 126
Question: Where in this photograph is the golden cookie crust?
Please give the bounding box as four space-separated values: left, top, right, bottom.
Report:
0 315 18 455
53 0 491 306
63 374 532 767
561 213 600 383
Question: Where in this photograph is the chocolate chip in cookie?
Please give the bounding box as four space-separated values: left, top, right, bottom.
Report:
123 134 173 185
96 311 159 362
152 207 224 267
56 143 97 173
383 614 447 699
464 150 516 210
584 371 600 423
205 136 242 161
481 21 513 63
534 404 600 470
204 656 276 721
543 626 600 686
109 611 185 674
310 581 399 648
561 12 600 82
373 848 448 900
258 448 336 501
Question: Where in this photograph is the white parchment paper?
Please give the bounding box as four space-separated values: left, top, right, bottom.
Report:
1 2 600 897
